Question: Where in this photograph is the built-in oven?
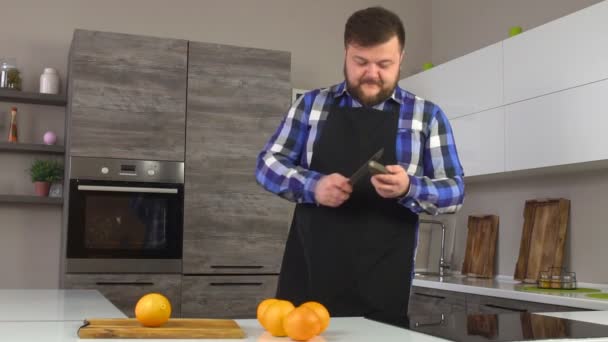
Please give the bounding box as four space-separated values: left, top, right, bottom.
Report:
66 157 184 273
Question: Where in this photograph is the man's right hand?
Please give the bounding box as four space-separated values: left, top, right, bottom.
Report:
314 173 353 207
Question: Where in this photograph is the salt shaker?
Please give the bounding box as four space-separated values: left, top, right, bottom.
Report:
39 68 60 94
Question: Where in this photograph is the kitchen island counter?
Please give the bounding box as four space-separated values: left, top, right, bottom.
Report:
3 289 608 341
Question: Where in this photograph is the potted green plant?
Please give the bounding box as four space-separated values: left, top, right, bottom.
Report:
29 160 63 196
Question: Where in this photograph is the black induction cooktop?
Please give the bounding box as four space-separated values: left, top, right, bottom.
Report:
365 311 608 341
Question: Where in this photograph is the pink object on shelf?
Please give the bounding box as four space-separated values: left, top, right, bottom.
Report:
43 131 57 145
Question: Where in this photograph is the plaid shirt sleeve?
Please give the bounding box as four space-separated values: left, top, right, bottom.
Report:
398 104 465 215
255 93 323 204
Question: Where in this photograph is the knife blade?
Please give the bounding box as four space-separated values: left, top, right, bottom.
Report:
349 148 384 185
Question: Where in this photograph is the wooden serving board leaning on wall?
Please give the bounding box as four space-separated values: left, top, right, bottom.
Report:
461 215 499 278
514 198 570 283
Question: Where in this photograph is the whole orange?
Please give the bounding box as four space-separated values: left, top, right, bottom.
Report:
261 300 295 336
134 293 172 327
301 301 330 333
283 305 322 341
256 298 279 329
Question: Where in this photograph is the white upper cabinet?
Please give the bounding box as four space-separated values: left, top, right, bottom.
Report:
399 42 503 119
451 107 505 177
503 1 608 104
505 78 608 172
399 1 608 178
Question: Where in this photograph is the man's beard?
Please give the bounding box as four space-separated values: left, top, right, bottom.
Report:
344 66 399 107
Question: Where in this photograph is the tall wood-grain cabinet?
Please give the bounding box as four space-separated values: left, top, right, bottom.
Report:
68 29 187 161
182 42 293 318
65 30 187 317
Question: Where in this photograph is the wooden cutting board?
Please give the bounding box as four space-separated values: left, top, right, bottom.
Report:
78 318 245 339
514 198 570 283
461 215 499 278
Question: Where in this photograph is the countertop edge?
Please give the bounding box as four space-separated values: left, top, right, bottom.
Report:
412 278 608 310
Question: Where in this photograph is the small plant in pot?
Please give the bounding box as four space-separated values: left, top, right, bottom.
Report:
29 160 63 197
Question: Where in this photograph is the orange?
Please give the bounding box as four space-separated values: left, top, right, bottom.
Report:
134 293 172 327
261 300 295 336
283 305 322 341
301 301 330 333
256 298 279 329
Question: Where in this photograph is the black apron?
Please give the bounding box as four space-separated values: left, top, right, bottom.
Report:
276 105 419 318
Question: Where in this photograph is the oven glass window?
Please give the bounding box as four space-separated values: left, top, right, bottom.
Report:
84 193 169 250
67 179 183 259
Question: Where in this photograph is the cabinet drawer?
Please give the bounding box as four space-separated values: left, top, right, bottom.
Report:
467 294 559 314
181 275 278 319
64 273 182 317
409 286 466 316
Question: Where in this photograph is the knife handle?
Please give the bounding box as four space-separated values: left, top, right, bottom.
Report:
369 161 389 175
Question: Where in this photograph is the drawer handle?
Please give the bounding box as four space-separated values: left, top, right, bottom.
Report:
95 282 155 286
211 265 264 269
414 313 446 327
483 304 527 312
413 292 446 300
210 282 263 287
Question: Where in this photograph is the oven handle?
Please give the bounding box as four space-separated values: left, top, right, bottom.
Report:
77 185 179 194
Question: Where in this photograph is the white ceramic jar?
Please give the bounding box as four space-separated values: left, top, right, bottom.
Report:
39 67 60 94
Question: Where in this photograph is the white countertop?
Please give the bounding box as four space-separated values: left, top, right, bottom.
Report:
4 315 608 342
3 289 608 341
413 274 608 310
0 289 125 321
0 318 448 342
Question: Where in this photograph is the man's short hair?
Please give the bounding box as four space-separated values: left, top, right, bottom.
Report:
344 6 405 50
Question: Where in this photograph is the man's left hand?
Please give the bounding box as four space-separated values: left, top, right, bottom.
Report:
370 165 410 198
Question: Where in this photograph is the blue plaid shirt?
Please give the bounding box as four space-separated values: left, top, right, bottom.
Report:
255 81 465 215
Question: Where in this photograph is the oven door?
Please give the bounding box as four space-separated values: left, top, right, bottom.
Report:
66 179 183 273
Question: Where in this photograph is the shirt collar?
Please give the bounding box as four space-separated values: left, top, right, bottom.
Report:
331 81 404 105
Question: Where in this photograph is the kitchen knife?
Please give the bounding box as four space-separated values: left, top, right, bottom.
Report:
349 148 384 185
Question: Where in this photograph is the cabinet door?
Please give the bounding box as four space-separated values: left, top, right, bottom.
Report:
399 42 503 119
63 273 182 317
503 1 608 104
181 275 278 318
408 286 466 316
69 29 187 161
183 42 292 274
505 79 608 172
450 107 505 177
466 294 560 314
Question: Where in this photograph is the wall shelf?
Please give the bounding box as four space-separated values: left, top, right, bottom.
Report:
0 89 67 106
0 142 64 154
0 194 63 205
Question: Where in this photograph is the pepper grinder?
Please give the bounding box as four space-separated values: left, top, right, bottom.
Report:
8 107 18 143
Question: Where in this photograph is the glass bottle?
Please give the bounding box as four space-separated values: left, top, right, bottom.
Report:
0 59 22 90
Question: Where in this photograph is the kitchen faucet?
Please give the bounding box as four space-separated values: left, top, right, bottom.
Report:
418 219 450 278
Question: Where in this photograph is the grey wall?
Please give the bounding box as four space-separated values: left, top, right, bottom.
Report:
431 0 603 65
0 0 431 288
4 0 603 289
429 0 608 282
452 169 608 283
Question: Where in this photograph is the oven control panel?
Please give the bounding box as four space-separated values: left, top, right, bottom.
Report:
70 157 184 184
